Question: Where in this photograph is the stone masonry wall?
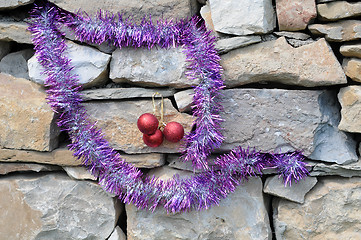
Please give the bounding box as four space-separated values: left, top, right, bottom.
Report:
1 0 361 239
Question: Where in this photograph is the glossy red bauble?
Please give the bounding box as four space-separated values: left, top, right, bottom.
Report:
143 129 164 147
163 122 184 143
137 113 159 135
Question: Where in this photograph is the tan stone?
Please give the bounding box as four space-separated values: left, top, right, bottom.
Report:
0 19 32 44
0 162 60 175
48 0 198 22
276 0 317 31
222 37 346 87
343 58 361 82
317 1 361 21
84 99 193 154
0 73 59 151
340 42 361 58
338 86 361 133
309 20 361 42
120 153 166 168
274 177 361 239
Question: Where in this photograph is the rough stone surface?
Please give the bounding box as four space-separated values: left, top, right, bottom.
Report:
81 88 175 101
48 0 198 22
276 0 317 31
0 147 80 166
0 0 34 10
274 31 315 47
84 99 193 154
343 58 361 82
317 1 361 21
263 176 318 204
0 41 11 60
28 41 111 88
200 1 217 35
309 20 361 42
110 47 195 88
220 89 358 164
0 163 60 175
308 159 361 177
120 153 166 168
63 166 97 180
338 86 361 133
0 173 122 240
108 226 127 240
273 177 361 239
0 73 59 151
209 0 276 35
222 37 347 87
167 154 217 173
340 42 361 58
317 0 336 2
127 175 271 240
0 17 33 44
215 36 262 54
174 89 194 112
0 49 33 79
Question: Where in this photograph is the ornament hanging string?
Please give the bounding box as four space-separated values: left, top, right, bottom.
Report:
152 92 165 129
28 1 309 213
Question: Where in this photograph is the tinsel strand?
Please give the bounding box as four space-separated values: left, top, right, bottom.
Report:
28 1 309 213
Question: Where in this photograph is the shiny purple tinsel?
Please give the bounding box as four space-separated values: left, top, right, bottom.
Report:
28 1 309 213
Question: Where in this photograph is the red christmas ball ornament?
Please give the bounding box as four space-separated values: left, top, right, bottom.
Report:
163 122 184 143
137 113 159 135
143 129 164 147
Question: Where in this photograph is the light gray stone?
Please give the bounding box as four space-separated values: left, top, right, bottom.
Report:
216 36 262 54
274 32 315 48
220 89 358 164
343 58 361 82
338 86 361 133
263 176 317 204
84 99 193 154
222 37 347 87
63 166 97 180
0 41 11 60
276 0 317 31
81 88 175 101
0 17 33 44
0 0 34 10
28 41 111 88
0 173 122 240
317 1 361 21
0 162 60 175
273 177 361 239
174 89 193 112
340 42 361 58
126 174 271 240
0 73 59 151
167 154 217 173
108 226 126 240
110 47 196 88
309 20 361 42
48 0 198 22
209 0 276 35
0 49 33 79
308 159 361 177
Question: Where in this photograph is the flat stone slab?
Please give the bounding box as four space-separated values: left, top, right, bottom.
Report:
340 42 361 58
110 47 196 88
308 159 361 177
343 58 361 82
222 37 346 87
126 174 271 240
309 20 361 42
263 176 317 204
215 36 262 54
84 99 193 154
0 49 33 79
219 89 358 164
273 177 361 239
0 0 34 10
209 0 276 35
0 173 122 239
0 162 60 175
0 73 59 151
317 1 361 21
0 17 32 44
80 88 175 101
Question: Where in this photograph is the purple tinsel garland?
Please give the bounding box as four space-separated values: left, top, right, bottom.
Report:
28 1 309 213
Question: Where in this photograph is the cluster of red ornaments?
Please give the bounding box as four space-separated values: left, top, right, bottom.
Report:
137 113 184 147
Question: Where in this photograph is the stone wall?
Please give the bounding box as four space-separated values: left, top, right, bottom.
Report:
1 0 361 239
